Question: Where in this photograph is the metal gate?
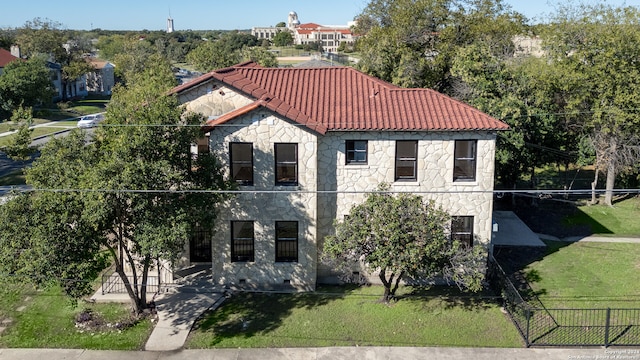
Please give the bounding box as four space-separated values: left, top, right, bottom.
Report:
189 228 212 263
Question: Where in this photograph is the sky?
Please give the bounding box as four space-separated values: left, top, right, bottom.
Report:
3 0 640 31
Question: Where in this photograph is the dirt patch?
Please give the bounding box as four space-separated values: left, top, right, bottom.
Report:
74 308 143 334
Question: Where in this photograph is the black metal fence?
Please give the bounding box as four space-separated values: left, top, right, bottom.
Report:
101 268 159 295
487 254 640 347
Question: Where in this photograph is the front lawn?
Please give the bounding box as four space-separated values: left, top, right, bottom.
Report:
186 285 522 348
0 284 152 350
524 240 640 308
564 196 640 236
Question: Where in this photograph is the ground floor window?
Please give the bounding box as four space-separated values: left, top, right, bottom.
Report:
231 221 255 262
275 221 298 262
451 216 474 247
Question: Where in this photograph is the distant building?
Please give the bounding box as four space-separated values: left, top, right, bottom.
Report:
167 17 175 33
513 35 544 57
0 48 20 75
252 11 357 53
85 57 115 96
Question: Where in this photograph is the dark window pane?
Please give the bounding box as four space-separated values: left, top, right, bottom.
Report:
275 143 298 185
346 140 367 164
230 143 253 185
395 141 417 180
275 221 298 262
231 221 254 262
451 216 473 247
454 140 477 182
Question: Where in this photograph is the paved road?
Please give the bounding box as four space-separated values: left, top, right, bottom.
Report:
0 126 95 178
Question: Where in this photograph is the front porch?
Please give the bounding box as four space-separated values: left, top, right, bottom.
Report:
92 264 214 303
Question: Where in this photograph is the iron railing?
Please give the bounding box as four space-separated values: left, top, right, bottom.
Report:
488 254 640 347
101 267 159 295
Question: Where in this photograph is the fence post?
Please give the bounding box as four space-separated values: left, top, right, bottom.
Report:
604 308 611 347
525 308 531 347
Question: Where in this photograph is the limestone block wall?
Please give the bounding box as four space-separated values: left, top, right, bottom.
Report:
208 109 319 290
177 80 254 121
316 131 498 280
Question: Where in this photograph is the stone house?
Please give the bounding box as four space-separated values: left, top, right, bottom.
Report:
169 61 508 290
85 57 115 96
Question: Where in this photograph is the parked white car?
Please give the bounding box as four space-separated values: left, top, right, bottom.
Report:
77 113 105 128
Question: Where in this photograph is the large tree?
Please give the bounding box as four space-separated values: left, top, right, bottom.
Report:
186 40 241 73
450 43 575 189
2 105 36 161
0 55 55 115
540 3 640 205
323 184 485 303
354 0 525 91
272 31 293 47
14 18 94 100
0 54 233 314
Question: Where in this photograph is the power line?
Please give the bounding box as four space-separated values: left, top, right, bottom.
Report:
1 187 639 195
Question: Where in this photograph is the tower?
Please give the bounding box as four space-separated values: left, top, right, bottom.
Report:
288 11 300 29
167 17 174 33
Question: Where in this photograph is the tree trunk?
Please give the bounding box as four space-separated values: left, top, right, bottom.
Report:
604 139 617 207
591 169 599 205
140 256 151 310
379 269 394 303
390 271 404 298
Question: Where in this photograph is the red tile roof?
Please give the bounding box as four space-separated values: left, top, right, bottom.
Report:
171 62 508 134
0 48 19 68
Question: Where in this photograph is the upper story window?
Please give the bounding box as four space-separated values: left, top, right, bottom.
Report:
275 221 298 262
346 140 368 165
231 221 255 262
395 140 417 181
451 216 474 247
453 140 477 182
275 143 298 186
230 142 253 186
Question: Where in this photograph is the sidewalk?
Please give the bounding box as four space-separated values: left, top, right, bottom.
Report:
0 346 624 360
91 266 225 352
0 120 77 138
538 233 640 243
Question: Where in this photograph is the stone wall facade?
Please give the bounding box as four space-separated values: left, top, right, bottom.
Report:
316 131 497 281
177 79 498 290
208 110 318 290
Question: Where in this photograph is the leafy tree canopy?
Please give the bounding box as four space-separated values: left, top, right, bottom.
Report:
2 105 36 161
272 30 293 47
0 55 55 115
0 54 234 313
323 183 485 303
538 3 640 205
354 0 525 91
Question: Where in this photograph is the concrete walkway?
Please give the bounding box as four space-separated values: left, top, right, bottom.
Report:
91 267 225 352
145 291 223 351
492 211 547 247
0 346 627 360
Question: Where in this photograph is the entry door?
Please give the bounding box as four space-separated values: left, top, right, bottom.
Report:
189 229 212 263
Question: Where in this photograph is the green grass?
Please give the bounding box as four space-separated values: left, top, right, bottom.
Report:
564 197 640 236
0 122 78 147
186 285 522 348
0 284 152 350
524 240 640 308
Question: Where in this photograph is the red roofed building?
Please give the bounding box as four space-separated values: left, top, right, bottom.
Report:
170 62 508 290
252 11 357 53
0 48 20 75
